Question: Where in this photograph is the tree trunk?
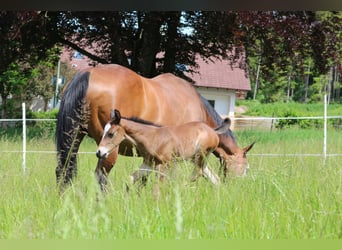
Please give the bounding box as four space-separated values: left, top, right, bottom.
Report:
304 61 310 103
330 65 336 102
253 55 261 100
335 66 340 100
286 74 291 103
1 94 7 129
163 12 181 73
138 12 164 77
327 65 335 104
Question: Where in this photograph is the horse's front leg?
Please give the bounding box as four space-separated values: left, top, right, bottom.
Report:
95 149 118 192
213 147 230 181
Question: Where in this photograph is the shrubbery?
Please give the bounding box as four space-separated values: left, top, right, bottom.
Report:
26 109 58 138
236 100 342 130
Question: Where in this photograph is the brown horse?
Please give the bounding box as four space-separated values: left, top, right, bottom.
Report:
96 109 231 188
56 64 254 190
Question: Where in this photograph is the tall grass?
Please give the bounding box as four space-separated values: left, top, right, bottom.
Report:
0 128 341 239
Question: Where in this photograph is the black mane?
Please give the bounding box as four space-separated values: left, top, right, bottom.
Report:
199 94 237 143
122 116 162 127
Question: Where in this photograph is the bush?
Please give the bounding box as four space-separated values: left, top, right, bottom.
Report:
275 110 298 129
237 100 341 130
26 109 58 138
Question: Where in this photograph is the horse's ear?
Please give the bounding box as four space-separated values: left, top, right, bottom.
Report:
243 141 255 153
110 109 121 124
215 118 231 134
222 118 231 128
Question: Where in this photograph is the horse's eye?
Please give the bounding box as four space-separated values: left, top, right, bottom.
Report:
108 131 117 139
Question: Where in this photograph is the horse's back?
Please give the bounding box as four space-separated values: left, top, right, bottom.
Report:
165 122 219 156
83 64 208 141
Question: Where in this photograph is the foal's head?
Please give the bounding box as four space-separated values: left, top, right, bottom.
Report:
96 109 126 159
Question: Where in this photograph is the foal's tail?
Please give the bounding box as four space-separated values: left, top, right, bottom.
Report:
55 71 90 188
214 118 231 135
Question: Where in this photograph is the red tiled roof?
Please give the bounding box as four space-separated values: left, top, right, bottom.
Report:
185 55 251 91
60 47 95 71
61 47 251 92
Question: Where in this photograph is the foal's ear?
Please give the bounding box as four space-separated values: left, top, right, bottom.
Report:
110 109 121 124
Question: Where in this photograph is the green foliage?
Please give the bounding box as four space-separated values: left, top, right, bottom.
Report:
26 110 58 138
0 109 58 140
236 100 342 129
0 62 27 95
238 99 342 116
309 75 328 102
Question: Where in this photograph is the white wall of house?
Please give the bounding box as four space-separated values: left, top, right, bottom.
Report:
195 87 235 117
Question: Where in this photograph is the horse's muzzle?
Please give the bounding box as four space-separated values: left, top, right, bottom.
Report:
96 148 108 159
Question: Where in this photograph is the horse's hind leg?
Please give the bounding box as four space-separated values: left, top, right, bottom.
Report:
56 130 86 191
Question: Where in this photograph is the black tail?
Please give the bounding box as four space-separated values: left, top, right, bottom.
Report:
56 71 90 188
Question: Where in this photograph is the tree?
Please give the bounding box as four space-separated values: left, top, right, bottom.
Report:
234 11 341 103
0 11 60 122
42 11 240 78
1 10 341 116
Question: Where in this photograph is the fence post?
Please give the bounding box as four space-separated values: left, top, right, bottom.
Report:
323 94 327 163
22 102 26 172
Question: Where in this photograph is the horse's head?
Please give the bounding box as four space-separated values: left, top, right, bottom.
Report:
215 140 255 177
96 109 126 159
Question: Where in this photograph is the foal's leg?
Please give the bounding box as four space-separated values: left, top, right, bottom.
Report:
152 163 167 198
202 165 220 186
191 154 220 186
190 154 205 182
129 162 153 187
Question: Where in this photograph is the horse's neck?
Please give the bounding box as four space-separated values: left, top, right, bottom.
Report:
120 119 158 147
220 134 240 155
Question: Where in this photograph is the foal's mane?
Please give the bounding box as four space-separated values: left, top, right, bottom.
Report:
199 94 237 143
122 116 162 127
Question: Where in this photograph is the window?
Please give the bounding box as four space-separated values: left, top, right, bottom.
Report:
208 100 215 108
175 63 187 72
73 51 84 59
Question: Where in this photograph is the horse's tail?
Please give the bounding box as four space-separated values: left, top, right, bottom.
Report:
55 71 90 188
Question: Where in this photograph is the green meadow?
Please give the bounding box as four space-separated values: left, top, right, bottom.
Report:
0 127 341 239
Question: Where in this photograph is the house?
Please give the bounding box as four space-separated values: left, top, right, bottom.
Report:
60 48 94 70
184 54 251 118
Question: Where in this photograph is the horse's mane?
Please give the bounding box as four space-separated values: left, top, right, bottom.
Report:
199 94 237 143
122 116 162 127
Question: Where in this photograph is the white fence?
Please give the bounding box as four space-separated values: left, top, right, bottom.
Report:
1 97 342 171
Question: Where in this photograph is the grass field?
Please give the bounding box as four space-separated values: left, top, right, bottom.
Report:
0 127 341 239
